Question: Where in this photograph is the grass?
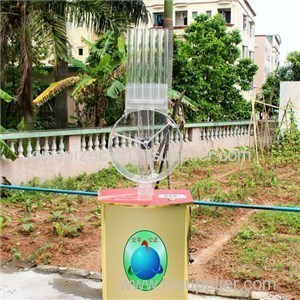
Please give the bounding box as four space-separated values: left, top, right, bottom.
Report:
211 209 300 292
1 149 299 295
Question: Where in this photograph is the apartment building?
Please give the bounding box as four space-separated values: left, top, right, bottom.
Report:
253 35 273 93
267 34 281 72
65 1 257 62
66 17 98 61
144 0 256 59
253 34 281 95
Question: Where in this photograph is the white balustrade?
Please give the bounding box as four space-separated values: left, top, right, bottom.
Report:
184 129 189 142
58 136 64 153
100 134 106 150
87 135 93 151
17 139 24 158
9 140 16 156
27 139 32 157
51 137 57 154
120 135 126 148
44 137 50 154
81 135 86 151
94 135 100 151
215 127 219 139
133 133 138 147
35 138 41 156
1 121 260 162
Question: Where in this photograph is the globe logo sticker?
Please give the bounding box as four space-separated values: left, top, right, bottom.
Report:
123 230 167 291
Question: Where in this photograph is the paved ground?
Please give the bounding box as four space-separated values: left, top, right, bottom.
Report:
1 263 285 300
1 268 234 300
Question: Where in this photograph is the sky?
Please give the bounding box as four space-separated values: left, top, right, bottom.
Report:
248 0 300 65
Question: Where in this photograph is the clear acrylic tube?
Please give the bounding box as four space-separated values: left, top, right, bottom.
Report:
125 28 169 114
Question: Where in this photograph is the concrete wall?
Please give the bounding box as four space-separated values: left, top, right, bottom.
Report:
279 81 300 130
0 124 253 184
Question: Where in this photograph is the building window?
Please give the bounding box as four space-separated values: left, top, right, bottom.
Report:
242 45 248 58
78 48 83 56
218 8 231 24
206 10 212 18
192 11 198 19
175 11 188 26
250 22 254 37
249 51 254 60
153 12 164 27
243 15 247 30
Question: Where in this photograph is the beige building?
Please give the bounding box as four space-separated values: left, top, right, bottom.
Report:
253 35 273 92
253 34 281 95
66 18 98 61
66 1 257 62
144 0 256 59
267 34 281 72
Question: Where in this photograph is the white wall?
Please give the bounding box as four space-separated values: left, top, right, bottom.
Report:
279 82 300 130
1 126 253 184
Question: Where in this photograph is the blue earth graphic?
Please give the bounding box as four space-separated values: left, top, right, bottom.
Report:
128 240 163 280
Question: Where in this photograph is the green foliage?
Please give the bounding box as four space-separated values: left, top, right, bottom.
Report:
252 211 300 235
228 211 300 287
0 89 14 102
0 0 148 129
192 178 220 200
11 247 22 261
22 222 36 234
0 91 17 160
286 51 300 81
53 221 83 238
173 14 258 122
27 243 54 262
260 50 300 107
168 89 198 111
0 125 17 161
271 106 300 165
34 31 126 127
0 212 12 235
259 66 293 108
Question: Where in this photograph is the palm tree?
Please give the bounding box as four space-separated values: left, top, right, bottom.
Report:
164 0 173 88
0 0 148 129
1 1 34 129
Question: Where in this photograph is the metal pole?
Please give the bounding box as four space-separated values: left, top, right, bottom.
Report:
1 185 300 213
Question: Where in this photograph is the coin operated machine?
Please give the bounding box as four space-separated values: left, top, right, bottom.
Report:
99 28 193 300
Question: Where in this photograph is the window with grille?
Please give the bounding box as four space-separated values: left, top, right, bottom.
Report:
153 13 164 26
218 8 231 24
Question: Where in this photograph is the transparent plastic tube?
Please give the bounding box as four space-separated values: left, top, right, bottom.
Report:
125 28 169 114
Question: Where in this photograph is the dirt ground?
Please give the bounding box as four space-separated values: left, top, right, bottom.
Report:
1 160 299 299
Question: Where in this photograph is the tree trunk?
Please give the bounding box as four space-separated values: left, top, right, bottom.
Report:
17 1 34 131
0 30 7 127
54 57 69 129
164 0 173 88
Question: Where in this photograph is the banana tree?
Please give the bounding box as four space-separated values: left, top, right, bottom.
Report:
0 89 17 160
34 31 126 127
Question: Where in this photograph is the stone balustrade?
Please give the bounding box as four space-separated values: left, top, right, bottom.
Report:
0 121 254 184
